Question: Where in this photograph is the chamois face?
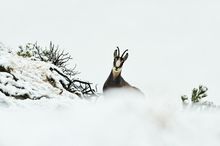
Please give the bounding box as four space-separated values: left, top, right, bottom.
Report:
113 47 128 72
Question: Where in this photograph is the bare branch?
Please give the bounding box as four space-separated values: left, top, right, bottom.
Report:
50 67 97 97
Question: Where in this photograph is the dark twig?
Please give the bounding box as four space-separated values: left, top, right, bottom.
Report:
50 67 96 97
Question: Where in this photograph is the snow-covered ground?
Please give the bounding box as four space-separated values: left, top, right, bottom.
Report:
0 97 220 146
1 0 220 145
0 43 220 146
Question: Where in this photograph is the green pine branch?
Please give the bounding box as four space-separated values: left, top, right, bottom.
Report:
181 85 208 104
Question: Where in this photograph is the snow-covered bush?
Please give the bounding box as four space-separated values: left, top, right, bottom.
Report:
17 44 34 58
0 42 98 100
17 42 78 77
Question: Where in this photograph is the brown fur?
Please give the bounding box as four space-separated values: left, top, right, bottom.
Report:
103 68 144 94
103 70 130 92
103 48 144 95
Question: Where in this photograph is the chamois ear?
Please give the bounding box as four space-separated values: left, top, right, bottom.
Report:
123 53 128 61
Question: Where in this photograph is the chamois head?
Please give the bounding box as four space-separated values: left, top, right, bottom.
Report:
113 47 128 73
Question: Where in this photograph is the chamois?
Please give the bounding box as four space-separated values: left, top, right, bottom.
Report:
103 47 143 95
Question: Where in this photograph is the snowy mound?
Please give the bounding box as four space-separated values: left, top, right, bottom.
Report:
0 43 78 103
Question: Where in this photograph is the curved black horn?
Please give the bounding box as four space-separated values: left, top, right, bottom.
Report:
117 46 120 56
121 49 128 57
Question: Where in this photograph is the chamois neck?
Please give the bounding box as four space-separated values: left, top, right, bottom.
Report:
111 67 122 80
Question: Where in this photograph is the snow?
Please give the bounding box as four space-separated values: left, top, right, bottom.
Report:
0 47 219 146
1 47 219 146
0 93 220 146
1 0 220 145
0 48 79 101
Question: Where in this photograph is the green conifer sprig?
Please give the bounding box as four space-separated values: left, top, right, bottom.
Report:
181 95 188 103
191 85 208 103
181 85 208 104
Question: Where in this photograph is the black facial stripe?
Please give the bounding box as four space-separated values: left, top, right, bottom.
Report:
113 58 124 68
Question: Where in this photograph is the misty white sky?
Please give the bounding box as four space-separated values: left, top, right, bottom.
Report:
1 0 220 100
